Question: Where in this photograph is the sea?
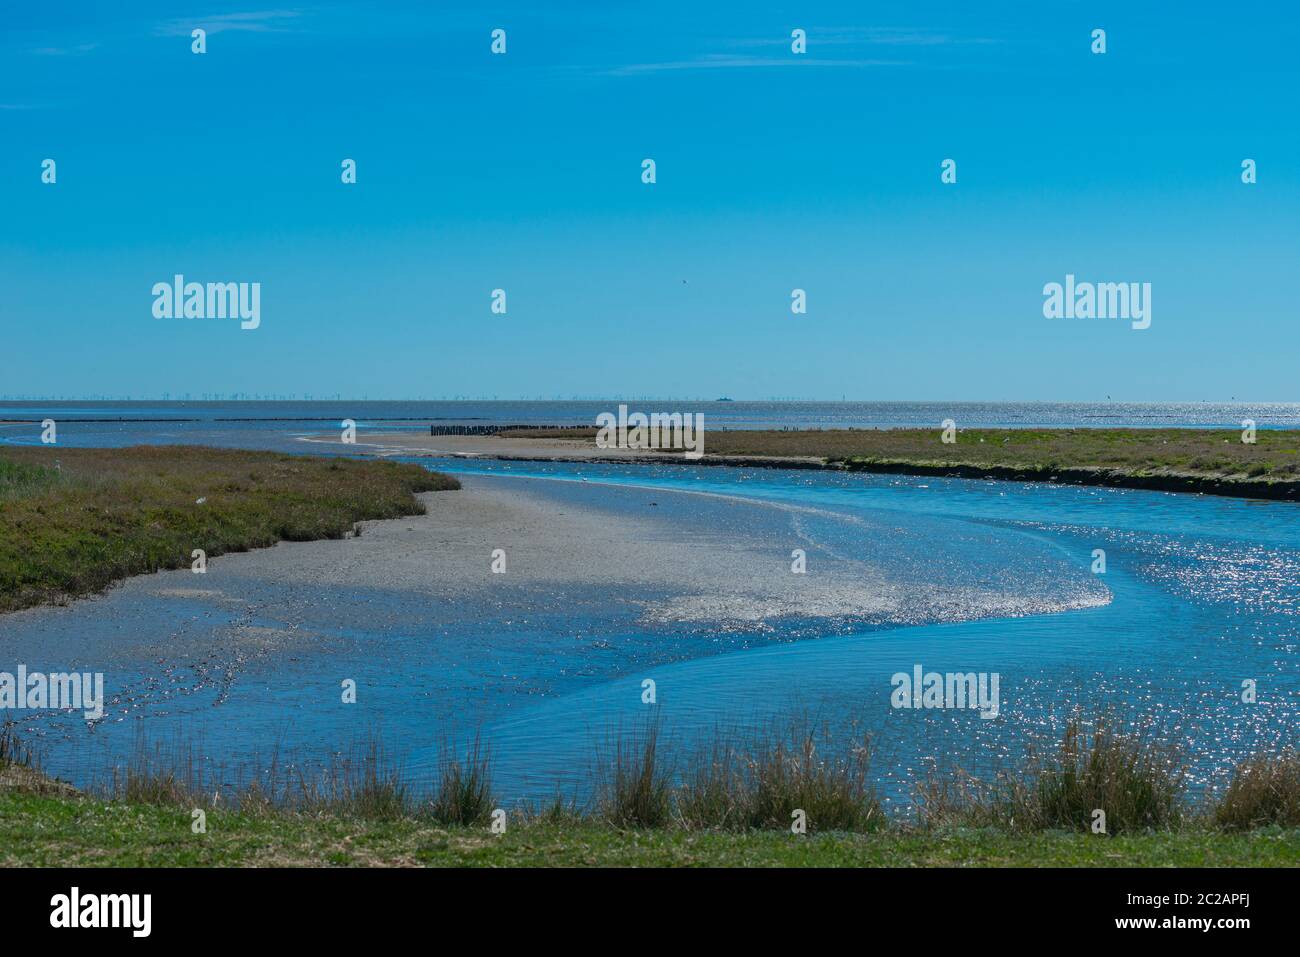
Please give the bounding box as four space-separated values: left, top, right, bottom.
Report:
3 399 1300 451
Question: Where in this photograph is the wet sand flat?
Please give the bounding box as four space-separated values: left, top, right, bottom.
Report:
0 472 1104 717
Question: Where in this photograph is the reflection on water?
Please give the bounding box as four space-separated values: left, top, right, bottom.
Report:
4 455 1298 810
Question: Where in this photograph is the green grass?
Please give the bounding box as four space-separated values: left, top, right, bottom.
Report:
500 427 1300 497
427 737 496 827
0 458 61 496
919 717 1186 835
1215 749 1300 831
1 791 1295 867
0 445 458 613
674 722 884 833
3 718 1298 867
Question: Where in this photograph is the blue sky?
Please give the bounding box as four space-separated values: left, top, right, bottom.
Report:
2 2 1297 401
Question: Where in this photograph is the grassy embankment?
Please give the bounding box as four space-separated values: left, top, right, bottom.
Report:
500 427 1300 500
2 720 1297 867
0 445 458 614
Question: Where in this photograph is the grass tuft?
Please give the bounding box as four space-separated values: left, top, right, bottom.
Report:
918 716 1184 834
305 739 412 821
1214 748 1300 831
427 737 496 827
0 722 33 768
1033 717 1184 833
596 721 673 829
677 721 883 832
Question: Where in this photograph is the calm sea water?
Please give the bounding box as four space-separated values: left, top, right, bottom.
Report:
435 461 1300 808
3 399 1300 450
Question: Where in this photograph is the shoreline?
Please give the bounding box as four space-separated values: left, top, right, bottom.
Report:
1 469 1098 644
0 446 458 615
317 430 1300 503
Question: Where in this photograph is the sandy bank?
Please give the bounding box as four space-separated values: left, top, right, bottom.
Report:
1 474 1106 673
144 475 1028 627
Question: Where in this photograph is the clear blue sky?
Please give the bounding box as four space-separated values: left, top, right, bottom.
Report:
2 2 1297 401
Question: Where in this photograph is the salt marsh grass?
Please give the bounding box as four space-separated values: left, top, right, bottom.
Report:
675 719 883 833
1214 748 1300 831
427 736 496 826
917 715 1184 834
4 716 1295 858
0 445 458 612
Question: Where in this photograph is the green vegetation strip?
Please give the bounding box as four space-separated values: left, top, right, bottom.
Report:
501 427 1300 499
0 446 458 613
1 792 1296 867
3 719 1297 867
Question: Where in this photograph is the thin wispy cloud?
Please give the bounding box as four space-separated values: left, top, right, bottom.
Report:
154 9 303 37
31 42 100 56
603 54 905 77
601 27 996 77
730 27 999 48
826 26 998 46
